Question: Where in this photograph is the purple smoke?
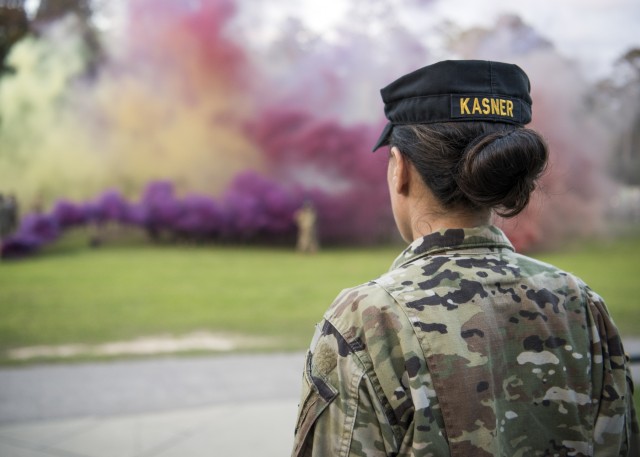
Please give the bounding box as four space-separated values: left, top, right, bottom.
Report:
0 172 311 259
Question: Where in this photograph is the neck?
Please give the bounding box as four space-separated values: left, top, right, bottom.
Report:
388 148 491 243
409 197 490 241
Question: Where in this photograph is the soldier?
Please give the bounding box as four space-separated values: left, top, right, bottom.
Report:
5 194 18 234
291 60 638 456
0 194 6 241
294 200 319 254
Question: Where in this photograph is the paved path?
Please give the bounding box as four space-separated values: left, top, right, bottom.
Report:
0 352 305 457
0 341 639 457
0 352 305 424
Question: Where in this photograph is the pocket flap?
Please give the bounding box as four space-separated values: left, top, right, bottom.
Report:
292 351 338 456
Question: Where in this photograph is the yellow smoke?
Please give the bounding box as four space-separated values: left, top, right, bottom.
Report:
0 15 263 212
0 17 107 208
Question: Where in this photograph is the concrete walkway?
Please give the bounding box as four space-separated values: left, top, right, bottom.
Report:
0 352 305 457
1 341 639 457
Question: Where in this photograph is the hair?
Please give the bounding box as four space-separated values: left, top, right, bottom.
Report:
388 122 548 218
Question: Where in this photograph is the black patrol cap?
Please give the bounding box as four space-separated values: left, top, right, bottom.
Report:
372 60 533 151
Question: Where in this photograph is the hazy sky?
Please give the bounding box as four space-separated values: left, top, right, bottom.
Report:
429 0 639 78
293 0 640 80
22 0 640 80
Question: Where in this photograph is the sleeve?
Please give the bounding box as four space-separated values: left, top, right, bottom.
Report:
586 287 639 456
291 321 394 457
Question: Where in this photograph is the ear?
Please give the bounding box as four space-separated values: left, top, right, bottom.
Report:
389 147 410 195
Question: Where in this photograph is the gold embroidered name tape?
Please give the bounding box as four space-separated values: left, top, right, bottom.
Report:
451 95 521 121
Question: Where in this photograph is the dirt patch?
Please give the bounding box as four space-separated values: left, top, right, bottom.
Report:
6 332 272 361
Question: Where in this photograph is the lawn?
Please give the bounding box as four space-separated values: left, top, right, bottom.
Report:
0 229 398 356
1 228 639 357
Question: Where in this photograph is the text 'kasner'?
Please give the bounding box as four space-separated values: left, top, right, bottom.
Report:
460 97 514 117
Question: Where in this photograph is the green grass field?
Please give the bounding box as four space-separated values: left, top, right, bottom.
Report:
1 228 639 356
0 230 399 356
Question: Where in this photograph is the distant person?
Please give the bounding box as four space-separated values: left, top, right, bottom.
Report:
0 194 6 241
291 60 638 456
0 193 16 241
6 194 18 234
294 200 319 254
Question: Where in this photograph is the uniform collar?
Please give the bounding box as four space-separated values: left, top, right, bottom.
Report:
390 225 514 270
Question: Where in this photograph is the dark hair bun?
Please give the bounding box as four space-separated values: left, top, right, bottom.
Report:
456 128 548 217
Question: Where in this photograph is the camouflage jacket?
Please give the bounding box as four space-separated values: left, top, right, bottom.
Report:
291 225 639 456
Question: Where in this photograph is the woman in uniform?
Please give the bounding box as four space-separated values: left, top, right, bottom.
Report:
291 60 638 457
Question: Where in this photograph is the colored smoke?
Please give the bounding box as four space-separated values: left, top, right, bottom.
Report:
1 173 302 259
0 1 625 256
450 15 613 249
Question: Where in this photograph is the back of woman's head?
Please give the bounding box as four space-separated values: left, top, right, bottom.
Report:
389 122 548 217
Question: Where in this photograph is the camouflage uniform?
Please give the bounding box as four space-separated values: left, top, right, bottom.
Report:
292 225 639 456
295 203 319 254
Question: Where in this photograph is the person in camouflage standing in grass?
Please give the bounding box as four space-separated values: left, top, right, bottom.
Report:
291 60 638 456
295 200 319 254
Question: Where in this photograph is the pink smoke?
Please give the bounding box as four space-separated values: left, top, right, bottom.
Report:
247 109 392 243
121 0 397 245
449 15 613 251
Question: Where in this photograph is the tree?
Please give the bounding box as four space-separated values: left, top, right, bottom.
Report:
0 0 29 73
33 0 101 73
607 49 640 185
